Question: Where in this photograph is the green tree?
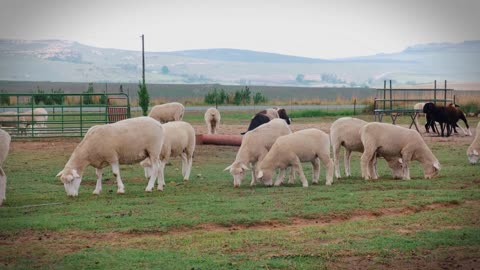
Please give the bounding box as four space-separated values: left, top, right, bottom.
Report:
233 90 242 105
161 66 169 75
138 81 149 116
241 86 251 105
0 90 10 105
119 84 124 93
83 83 94 105
253 92 267 104
51 88 64 104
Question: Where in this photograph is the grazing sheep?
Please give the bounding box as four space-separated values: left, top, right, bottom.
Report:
256 128 334 187
360 122 440 180
56 117 164 196
242 108 291 134
467 122 480 164
330 117 404 179
0 129 11 206
225 118 292 187
141 121 195 188
204 107 221 134
148 102 185 123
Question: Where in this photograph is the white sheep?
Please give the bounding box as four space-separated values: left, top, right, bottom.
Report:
56 117 165 196
148 102 185 123
360 122 440 180
330 117 404 179
225 118 292 187
467 121 480 164
0 129 11 206
204 107 221 134
141 121 195 188
21 108 49 135
0 111 27 135
256 128 334 187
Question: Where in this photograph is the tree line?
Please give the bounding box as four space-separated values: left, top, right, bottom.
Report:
204 86 267 105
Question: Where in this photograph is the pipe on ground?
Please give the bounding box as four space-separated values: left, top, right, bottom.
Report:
196 134 243 146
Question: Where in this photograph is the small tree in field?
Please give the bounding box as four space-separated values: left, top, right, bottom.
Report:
138 82 149 116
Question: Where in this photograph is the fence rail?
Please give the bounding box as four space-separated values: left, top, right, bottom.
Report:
0 93 130 138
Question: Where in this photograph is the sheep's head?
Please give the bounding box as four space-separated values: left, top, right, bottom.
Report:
387 158 404 179
224 162 249 187
467 148 479 164
423 160 441 179
277 109 291 125
256 169 274 186
56 168 82 196
422 102 436 114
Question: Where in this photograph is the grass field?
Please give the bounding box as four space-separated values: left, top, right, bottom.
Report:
0 115 479 269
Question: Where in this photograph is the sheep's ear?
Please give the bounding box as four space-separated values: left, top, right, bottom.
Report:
72 169 80 178
474 149 479 156
224 164 232 171
56 170 64 177
241 164 250 171
257 170 264 179
433 161 441 170
398 158 403 164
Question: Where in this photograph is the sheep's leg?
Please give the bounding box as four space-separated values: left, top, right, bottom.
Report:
157 160 166 191
344 149 352 177
292 157 308 187
250 162 258 186
311 158 320 185
400 151 413 180
368 154 378 180
184 153 193 181
361 148 375 180
111 162 125 194
181 153 188 178
274 168 286 186
332 143 341 179
0 169 6 203
144 158 159 192
92 168 103 195
317 152 333 185
285 167 295 184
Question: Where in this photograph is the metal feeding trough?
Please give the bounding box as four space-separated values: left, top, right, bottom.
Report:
196 134 243 146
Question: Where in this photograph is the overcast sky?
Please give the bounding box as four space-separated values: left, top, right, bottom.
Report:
0 0 479 58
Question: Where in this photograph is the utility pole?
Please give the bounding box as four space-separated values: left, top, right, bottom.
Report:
141 34 145 84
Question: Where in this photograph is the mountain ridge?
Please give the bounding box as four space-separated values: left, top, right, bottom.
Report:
0 39 479 86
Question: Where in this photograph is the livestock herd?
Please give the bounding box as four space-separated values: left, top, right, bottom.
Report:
0 102 479 206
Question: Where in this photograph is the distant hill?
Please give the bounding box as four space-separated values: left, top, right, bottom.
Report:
0 39 479 87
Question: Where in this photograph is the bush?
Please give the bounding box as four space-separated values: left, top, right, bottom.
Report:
0 90 10 105
138 82 149 116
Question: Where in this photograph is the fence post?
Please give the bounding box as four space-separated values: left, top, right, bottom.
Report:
80 95 83 136
434 80 437 104
353 99 356 115
444 80 447 107
389 80 392 110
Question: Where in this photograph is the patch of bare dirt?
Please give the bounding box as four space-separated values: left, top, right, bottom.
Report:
328 246 480 270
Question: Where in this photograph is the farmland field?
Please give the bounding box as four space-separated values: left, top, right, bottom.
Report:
0 113 479 269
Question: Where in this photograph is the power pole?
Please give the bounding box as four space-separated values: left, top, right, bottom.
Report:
141 34 145 84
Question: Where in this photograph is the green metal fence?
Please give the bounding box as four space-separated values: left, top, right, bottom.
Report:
0 92 130 138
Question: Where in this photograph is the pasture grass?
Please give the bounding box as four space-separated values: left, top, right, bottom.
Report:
0 118 479 269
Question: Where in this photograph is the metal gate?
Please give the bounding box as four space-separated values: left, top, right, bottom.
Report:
0 92 130 138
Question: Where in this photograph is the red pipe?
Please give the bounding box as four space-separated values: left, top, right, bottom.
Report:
196 134 243 146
